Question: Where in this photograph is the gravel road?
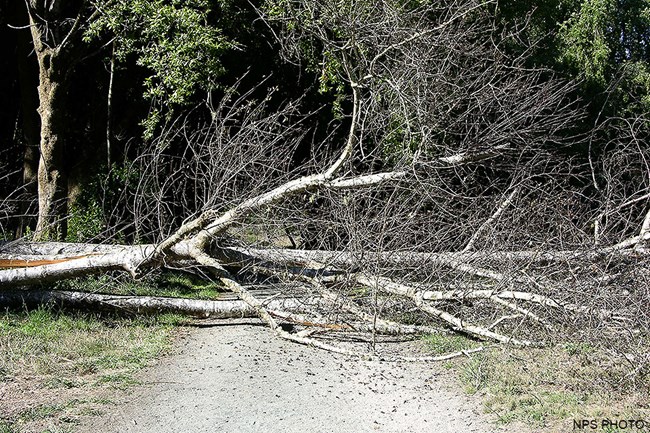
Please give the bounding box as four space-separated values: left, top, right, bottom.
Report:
79 321 507 433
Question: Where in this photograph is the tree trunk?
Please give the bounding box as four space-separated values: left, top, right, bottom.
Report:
0 289 310 319
31 44 69 241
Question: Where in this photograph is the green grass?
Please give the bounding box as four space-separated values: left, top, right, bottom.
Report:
43 377 84 389
0 269 218 432
0 422 19 433
54 271 224 300
96 372 140 389
0 307 178 379
439 344 650 432
421 332 481 355
18 402 78 423
0 306 183 432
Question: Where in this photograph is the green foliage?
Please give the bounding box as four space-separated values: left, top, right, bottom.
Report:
262 0 360 114
66 164 144 243
0 422 18 433
558 0 614 85
380 114 426 163
17 402 78 423
67 172 107 243
67 200 104 243
562 341 595 356
612 61 650 116
54 271 223 300
497 0 650 116
558 0 650 114
318 51 346 117
318 51 343 94
85 0 233 138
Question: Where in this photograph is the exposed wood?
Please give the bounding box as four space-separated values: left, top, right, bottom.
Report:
0 255 101 268
0 246 152 287
106 41 115 168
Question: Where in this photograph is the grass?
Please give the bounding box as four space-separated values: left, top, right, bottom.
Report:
421 332 482 355
18 402 79 423
0 269 224 432
0 422 19 433
0 270 223 432
0 307 180 378
54 271 224 300
423 334 650 432
0 306 184 432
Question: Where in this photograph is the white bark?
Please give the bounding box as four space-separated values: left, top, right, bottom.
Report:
296 273 445 336
354 274 539 346
153 86 363 257
462 186 520 252
0 246 152 287
636 208 650 251
421 289 616 319
437 145 509 166
0 289 314 319
228 244 646 269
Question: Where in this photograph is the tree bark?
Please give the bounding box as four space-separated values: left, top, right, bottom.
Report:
0 289 310 319
25 1 82 241
32 45 69 241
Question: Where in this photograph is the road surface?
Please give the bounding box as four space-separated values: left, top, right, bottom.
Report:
79 321 507 433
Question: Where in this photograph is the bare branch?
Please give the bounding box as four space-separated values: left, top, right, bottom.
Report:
462 186 521 252
354 274 540 346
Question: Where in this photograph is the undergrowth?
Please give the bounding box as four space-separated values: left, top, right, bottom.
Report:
421 332 482 355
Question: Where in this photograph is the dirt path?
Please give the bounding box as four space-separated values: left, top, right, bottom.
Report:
79 322 508 433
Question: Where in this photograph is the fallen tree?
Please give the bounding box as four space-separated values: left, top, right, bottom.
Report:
1 0 649 370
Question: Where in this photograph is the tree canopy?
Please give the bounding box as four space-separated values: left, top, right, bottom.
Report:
85 0 234 137
497 0 650 116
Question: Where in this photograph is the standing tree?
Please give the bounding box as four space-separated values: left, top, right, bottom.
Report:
25 0 85 240
496 0 650 117
21 0 231 240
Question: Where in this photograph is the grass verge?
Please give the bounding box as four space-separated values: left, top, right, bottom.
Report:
423 333 650 433
0 271 222 432
0 306 185 433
